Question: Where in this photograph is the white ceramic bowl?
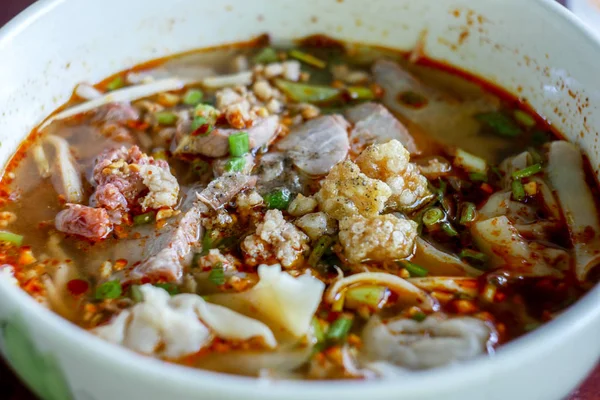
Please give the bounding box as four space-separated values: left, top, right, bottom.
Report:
0 1 599 399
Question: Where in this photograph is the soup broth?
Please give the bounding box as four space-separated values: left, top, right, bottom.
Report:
0 35 597 379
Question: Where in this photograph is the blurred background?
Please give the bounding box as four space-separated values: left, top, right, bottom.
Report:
0 0 597 399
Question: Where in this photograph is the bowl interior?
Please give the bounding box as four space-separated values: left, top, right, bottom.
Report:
0 0 599 399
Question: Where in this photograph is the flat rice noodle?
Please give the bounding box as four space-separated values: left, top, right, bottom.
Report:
196 346 312 377
208 264 325 340
44 135 84 204
407 277 479 298
478 191 537 224
361 314 495 370
547 140 600 281
39 78 188 130
411 238 483 277
471 216 562 278
325 272 438 312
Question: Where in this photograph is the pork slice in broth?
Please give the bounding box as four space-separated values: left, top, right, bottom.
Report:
345 102 418 154
372 59 507 161
116 186 206 282
174 115 280 158
275 115 349 176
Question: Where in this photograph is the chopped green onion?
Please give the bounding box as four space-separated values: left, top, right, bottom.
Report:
95 280 122 300
441 222 459 237
191 253 202 268
228 132 249 157
190 116 213 134
106 76 125 91
436 179 447 201
454 149 487 174
422 207 444 227
326 316 353 342
476 111 521 137
399 260 429 277
274 79 340 103
224 157 246 172
133 212 155 226
411 312 427 322
459 202 477 225
308 235 335 267
347 86 375 100
200 230 214 256
469 172 488 182
312 317 326 343
154 283 179 296
0 231 23 246
191 159 210 175
398 91 428 108
182 89 204 106
155 111 178 126
512 163 542 180
194 104 220 123
209 262 225 285
129 284 143 303
289 49 327 69
513 110 536 128
511 179 526 201
345 285 387 308
253 47 279 64
459 249 488 263
264 188 292 210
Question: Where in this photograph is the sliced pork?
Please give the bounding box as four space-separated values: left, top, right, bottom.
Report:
275 115 350 176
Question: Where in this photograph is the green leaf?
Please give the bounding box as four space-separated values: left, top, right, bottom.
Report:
274 79 340 103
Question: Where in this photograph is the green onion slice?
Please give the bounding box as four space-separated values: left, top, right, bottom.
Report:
399 260 429 277
459 249 488 263
308 236 335 267
512 179 526 201
274 79 340 103
326 316 353 342
441 222 459 237
422 207 444 227
182 89 204 106
512 163 542 180
0 231 23 246
133 212 155 226
225 157 246 172
228 132 249 157
289 49 327 69
459 202 477 225
347 86 375 100
129 284 144 303
513 110 536 128
345 285 387 308
106 76 125 91
155 111 178 126
253 47 279 64
264 188 292 210
95 280 122 300
209 262 226 285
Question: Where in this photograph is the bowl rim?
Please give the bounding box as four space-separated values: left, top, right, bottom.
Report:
0 0 599 397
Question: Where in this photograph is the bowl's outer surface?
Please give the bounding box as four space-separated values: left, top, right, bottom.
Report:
0 0 599 399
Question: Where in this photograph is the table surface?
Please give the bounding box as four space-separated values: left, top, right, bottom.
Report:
0 0 597 399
